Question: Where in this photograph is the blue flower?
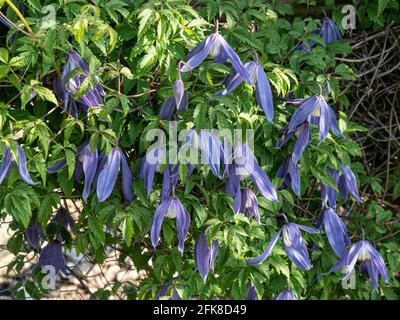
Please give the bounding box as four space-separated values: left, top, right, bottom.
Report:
194 232 219 283
225 143 278 208
159 79 188 120
199 130 226 179
155 279 182 300
96 147 133 203
339 164 362 202
47 143 99 202
274 289 297 300
276 156 301 197
239 188 261 223
217 61 274 122
61 50 105 118
288 95 344 143
328 240 389 289
295 16 342 52
180 32 251 84
247 222 319 270
245 284 257 300
35 241 67 275
0 143 36 185
151 196 190 253
320 164 361 206
317 208 350 257
24 219 46 251
138 147 166 198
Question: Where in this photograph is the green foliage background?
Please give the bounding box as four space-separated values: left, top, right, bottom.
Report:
0 0 399 300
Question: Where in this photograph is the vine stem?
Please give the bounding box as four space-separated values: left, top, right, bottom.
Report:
4 0 33 34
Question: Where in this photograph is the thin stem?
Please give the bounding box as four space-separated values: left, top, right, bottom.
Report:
281 213 289 223
214 18 219 33
4 0 33 34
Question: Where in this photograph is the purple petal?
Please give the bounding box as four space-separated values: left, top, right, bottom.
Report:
96 148 121 202
174 198 190 253
181 35 213 71
247 229 282 265
151 198 172 249
0 145 13 184
255 63 274 122
81 145 98 202
288 96 318 132
17 145 36 185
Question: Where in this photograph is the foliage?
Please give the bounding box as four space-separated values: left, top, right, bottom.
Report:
0 0 398 300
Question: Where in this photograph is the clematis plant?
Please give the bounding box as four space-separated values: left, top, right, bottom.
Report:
47 143 99 202
225 143 278 211
194 232 219 283
151 196 191 253
180 32 251 84
96 147 133 203
247 219 319 270
60 50 105 118
328 240 389 289
217 60 274 123
317 208 350 257
287 95 344 143
274 289 297 300
0 143 36 185
35 241 67 275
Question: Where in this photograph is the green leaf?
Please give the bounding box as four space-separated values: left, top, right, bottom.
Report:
65 148 76 180
34 86 59 105
123 216 134 247
335 64 357 80
88 217 105 242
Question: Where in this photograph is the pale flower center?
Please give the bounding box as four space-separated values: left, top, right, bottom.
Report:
358 245 371 261
166 206 176 219
282 229 292 247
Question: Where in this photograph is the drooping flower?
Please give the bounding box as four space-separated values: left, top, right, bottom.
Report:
239 188 261 223
199 130 226 179
277 122 311 166
96 147 133 203
194 232 219 283
288 95 344 143
151 196 190 253
138 147 166 198
339 164 362 202
52 207 75 231
245 284 258 300
24 219 46 251
47 143 99 202
225 143 278 208
160 164 188 202
35 241 67 275
274 289 297 300
217 60 274 122
0 143 36 185
159 80 189 120
276 156 301 197
328 240 389 289
319 17 342 45
61 50 105 118
180 32 251 84
247 221 319 270
320 165 361 206
155 279 182 300
295 16 341 52
317 208 350 257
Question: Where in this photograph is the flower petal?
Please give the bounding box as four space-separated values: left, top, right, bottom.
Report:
246 229 282 265
96 148 121 202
